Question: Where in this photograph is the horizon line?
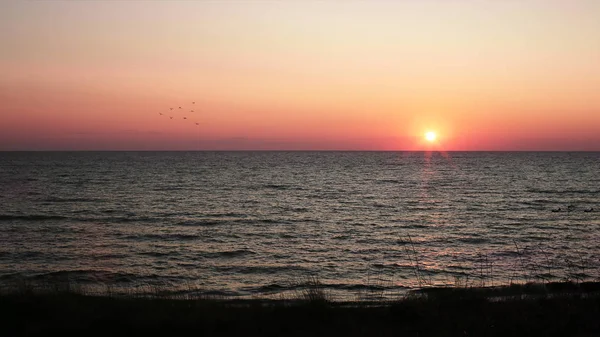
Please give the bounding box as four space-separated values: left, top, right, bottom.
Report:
2 150 600 153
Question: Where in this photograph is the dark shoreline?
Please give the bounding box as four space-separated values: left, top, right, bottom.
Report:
3 281 600 337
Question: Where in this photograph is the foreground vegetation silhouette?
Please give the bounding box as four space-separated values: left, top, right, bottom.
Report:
2 279 600 337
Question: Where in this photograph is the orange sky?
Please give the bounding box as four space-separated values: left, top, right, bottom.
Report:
1 1 600 150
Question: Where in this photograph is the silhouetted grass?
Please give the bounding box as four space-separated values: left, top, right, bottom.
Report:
2 260 600 337
3 235 600 336
1 281 600 337
297 276 330 304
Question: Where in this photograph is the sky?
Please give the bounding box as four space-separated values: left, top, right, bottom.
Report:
1 0 600 151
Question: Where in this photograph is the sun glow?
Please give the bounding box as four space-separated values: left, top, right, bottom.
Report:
425 131 437 142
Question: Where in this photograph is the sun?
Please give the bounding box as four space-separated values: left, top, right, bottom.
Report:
425 131 437 142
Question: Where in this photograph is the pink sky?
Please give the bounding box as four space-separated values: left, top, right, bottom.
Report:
1 1 600 150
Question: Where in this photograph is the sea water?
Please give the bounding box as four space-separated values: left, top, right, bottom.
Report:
1 152 599 299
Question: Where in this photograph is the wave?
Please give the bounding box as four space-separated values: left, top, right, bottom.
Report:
262 184 306 191
201 249 256 258
329 283 408 291
527 188 600 195
457 237 490 244
139 251 173 257
278 206 309 213
2 270 138 284
193 289 239 297
151 186 189 191
176 220 221 226
125 233 200 241
263 184 289 190
521 199 553 206
0 214 67 221
0 213 159 223
376 179 401 184
214 265 308 274
258 219 285 224
253 283 289 292
372 263 404 270
74 216 158 223
203 212 247 218
42 197 101 203
252 282 407 293
91 253 129 259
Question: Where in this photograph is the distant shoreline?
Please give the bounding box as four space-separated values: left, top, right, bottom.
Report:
2 150 600 153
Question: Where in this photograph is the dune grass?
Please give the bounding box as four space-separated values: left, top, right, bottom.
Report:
1 280 600 337
3 236 599 336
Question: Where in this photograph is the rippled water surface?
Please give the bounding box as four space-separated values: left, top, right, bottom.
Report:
1 152 599 299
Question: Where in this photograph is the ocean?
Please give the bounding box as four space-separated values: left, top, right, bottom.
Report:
1 152 599 300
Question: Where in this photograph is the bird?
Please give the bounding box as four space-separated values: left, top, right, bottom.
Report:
192 101 195 104
159 113 163 115
170 108 173 111
195 122 199 126
584 208 593 213
183 117 187 119
190 110 194 113
178 106 182 109
169 116 173 119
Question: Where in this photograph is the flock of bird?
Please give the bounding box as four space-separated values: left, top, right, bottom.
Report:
158 101 200 126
